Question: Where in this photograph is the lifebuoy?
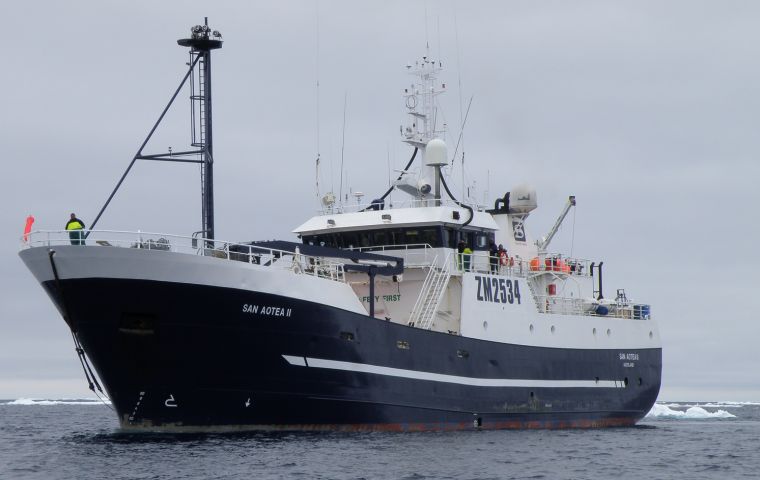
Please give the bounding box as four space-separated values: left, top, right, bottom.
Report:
499 251 508 266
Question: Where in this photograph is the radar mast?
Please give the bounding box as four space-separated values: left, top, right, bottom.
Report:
398 55 449 205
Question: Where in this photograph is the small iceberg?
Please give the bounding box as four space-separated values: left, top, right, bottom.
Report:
662 401 759 409
646 403 736 419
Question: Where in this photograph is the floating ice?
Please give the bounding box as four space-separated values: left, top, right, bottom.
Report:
646 403 736 419
712 401 760 407
661 401 759 409
4 398 110 406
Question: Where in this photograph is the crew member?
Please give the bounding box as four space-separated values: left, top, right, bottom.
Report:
488 241 499 274
463 245 473 272
498 244 509 272
457 240 466 271
66 213 86 246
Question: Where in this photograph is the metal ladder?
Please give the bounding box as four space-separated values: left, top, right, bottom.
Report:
190 53 207 148
189 53 208 210
408 253 453 330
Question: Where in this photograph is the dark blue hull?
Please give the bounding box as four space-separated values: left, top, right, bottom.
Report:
43 278 661 431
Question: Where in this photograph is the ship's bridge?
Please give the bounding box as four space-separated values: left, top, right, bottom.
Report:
293 205 498 252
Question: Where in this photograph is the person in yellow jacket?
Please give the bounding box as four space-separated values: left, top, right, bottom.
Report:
66 213 86 246
462 246 473 272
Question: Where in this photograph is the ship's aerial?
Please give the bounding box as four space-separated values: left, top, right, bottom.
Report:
19 19 661 431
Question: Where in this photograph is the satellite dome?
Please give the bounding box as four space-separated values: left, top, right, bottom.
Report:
424 138 448 166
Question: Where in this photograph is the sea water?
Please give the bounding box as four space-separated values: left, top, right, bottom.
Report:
1 399 758 479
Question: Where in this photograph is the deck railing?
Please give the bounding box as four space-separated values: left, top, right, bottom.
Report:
318 198 482 215
343 247 594 279
347 243 439 267
535 294 651 320
21 230 346 282
525 255 593 277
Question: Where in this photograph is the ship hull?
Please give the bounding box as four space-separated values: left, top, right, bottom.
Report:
34 271 661 432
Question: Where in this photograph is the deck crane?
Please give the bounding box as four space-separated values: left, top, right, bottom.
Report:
537 196 576 254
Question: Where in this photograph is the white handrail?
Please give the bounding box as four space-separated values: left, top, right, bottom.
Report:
416 251 453 330
318 197 481 214
348 243 437 267
22 229 347 283
535 294 652 320
408 255 439 326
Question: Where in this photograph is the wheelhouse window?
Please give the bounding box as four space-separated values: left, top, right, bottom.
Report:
442 228 494 251
302 226 493 251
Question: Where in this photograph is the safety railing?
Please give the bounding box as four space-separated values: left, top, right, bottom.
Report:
21 230 346 283
526 255 593 277
453 252 530 278
346 246 593 278
534 294 651 320
347 247 534 276
318 197 482 215
349 246 529 274
347 243 438 267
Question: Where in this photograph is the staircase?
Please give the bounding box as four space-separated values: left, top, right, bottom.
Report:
408 253 453 330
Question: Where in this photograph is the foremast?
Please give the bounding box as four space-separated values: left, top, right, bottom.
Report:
178 19 223 241
88 18 223 243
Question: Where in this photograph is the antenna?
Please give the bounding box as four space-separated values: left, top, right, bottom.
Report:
485 169 490 205
339 91 348 207
88 19 223 242
315 1 322 206
454 6 465 198
450 95 473 164
424 2 429 53
387 143 392 193
436 15 441 65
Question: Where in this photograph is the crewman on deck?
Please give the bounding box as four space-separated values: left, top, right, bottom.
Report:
498 244 509 273
457 240 466 271
66 213 86 246
488 241 499 274
462 245 473 272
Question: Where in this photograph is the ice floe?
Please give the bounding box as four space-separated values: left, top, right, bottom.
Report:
646 403 736 419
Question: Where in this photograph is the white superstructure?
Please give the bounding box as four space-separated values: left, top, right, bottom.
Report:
288 54 660 352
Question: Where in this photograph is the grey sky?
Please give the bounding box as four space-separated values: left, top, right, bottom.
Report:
2 0 758 400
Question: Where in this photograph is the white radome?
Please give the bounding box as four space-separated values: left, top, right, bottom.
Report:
424 138 448 166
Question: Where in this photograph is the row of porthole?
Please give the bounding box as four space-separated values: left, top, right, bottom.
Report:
395 340 471 360
525 323 588 335
347 332 649 389
348 326 655 348
517 324 656 340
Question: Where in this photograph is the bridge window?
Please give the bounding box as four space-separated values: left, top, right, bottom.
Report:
443 228 494 251
302 226 493 251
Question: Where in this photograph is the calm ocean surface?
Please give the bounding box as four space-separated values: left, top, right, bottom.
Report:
1 399 758 480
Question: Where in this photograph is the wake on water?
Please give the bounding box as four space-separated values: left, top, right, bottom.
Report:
1 399 741 419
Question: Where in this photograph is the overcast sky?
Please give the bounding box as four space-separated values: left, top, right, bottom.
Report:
2 0 759 401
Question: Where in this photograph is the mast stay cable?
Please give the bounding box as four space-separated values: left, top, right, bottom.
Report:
87 55 202 236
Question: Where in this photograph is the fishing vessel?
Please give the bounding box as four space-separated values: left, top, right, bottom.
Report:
19 20 661 431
